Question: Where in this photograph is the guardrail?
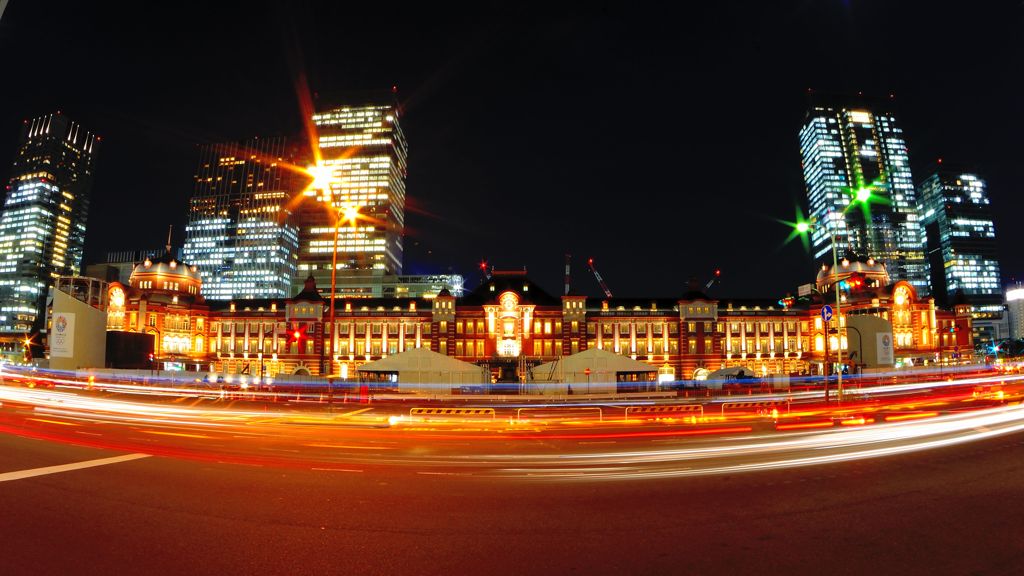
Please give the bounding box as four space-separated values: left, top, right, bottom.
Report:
720 400 788 416
408 407 496 419
624 404 703 421
516 406 603 422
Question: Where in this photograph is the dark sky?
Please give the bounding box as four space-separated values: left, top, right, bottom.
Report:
1 1 1021 299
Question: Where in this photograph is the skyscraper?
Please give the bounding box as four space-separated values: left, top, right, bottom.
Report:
918 168 1002 309
182 137 299 300
295 101 408 293
0 112 99 334
799 97 927 290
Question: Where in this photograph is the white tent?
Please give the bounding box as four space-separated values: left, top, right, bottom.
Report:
530 347 658 395
703 366 756 389
357 347 487 393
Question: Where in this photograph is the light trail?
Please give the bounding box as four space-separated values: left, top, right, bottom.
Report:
0 369 1021 482
479 404 1024 481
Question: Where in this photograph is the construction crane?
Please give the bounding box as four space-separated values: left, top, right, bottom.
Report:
478 259 491 280
587 257 613 298
704 268 722 291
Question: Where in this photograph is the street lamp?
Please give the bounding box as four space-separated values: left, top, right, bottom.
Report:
328 202 361 383
301 162 361 382
791 214 845 403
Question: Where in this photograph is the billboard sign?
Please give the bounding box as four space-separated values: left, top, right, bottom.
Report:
877 332 894 366
50 312 76 358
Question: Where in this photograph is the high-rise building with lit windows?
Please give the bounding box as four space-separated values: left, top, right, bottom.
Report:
799 97 928 290
0 112 99 334
295 101 408 294
918 169 1002 309
182 137 299 301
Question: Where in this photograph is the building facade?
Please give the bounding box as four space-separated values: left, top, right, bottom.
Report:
106 252 209 365
107 264 971 385
182 137 299 301
918 169 1002 310
0 112 99 334
295 101 408 294
1007 287 1024 340
799 98 927 290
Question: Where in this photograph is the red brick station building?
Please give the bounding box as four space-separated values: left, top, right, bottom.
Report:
105 253 973 384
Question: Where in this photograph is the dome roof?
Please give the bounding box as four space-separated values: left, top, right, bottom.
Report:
129 252 203 296
131 255 202 282
816 257 889 285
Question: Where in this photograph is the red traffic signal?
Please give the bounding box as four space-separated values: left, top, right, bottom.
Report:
288 326 307 344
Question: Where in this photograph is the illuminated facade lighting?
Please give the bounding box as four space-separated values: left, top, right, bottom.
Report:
182 138 299 300
1007 287 1024 339
0 112 98 333
799 99 927 290
918 170 1002 310
295 102 408 294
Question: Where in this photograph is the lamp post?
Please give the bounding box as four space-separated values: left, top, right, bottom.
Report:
795 216 844 403
794 217 843 401
790 184 878 402
303 162 360 384
327 203 360 386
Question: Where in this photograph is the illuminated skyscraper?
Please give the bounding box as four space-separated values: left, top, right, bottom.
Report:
0 112 99 334
918 169 1002 309
182 137 299 300
799 98 927 289
295 101 408 293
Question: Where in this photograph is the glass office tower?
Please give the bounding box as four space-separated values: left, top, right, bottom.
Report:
0 112 99 333
295 102 408 293
183 137 299 300
799 99 927 290
918 169 1001 309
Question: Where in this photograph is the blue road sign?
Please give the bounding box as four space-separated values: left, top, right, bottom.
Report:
821 305 833 323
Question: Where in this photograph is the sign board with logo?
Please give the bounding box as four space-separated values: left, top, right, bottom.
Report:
50 312 76 358
876 332 894 365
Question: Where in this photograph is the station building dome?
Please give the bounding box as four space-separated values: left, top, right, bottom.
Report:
129 253 202 297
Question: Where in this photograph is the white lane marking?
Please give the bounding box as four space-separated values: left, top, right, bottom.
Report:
0 453 150 483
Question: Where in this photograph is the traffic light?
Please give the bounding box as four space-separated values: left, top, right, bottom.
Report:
287 326 307 345
839 273 866 292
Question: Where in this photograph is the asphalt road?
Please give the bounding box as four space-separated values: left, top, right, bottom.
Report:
2 425 1023 575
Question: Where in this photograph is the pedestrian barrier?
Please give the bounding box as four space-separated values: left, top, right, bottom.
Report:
624 404 703 420
409 407 496 419
720 400 788 416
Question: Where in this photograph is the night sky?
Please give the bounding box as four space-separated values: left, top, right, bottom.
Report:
1 1 1021 299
